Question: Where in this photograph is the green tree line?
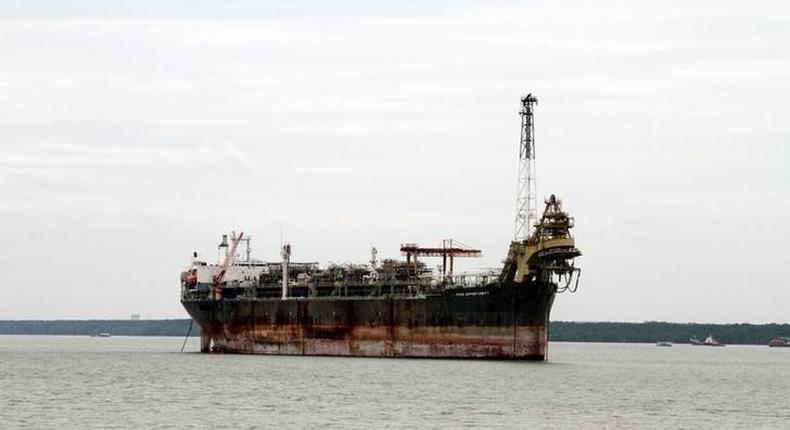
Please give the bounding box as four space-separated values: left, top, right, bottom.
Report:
550 321 790 345
0 319 195 337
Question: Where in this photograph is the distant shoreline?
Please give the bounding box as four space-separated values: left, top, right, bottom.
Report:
1 319 788 345
0 319 196 338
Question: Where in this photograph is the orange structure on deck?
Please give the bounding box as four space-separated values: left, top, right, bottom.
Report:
400 239 482 275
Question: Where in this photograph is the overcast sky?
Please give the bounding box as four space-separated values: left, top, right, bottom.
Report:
1 0 788 322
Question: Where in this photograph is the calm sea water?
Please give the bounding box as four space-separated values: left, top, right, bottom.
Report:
1 336 788 429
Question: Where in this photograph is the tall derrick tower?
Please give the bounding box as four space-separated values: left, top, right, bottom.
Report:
501 93 581 287
515 93 538 241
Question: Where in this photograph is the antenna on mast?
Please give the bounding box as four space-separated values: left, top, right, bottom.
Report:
515 93 538 241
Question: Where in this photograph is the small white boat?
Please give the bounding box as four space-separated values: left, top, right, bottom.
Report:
690 334 724 347
97 333 112 338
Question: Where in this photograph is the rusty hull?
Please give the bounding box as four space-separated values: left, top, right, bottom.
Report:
183 281 556 360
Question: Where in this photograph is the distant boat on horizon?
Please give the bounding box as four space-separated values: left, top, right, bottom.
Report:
768 337 790 347
690 335 725 347
656 341 672 347
97 333 111 338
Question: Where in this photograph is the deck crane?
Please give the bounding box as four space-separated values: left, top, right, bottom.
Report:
400 239 481 278
213 231 244 300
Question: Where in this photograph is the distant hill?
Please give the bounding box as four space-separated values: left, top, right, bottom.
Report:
1 320 788 345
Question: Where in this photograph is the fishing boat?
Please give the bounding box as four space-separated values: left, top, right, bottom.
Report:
768 337 790 347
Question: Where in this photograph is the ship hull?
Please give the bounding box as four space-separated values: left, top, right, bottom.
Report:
182 281 556 360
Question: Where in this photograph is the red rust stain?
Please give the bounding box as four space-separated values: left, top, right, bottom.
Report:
204 323 548 360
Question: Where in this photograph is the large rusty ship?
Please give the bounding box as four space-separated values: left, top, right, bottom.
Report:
180 94 582 360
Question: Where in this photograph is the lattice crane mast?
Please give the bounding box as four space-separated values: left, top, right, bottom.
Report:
213 231 244 300
515 93 538 241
